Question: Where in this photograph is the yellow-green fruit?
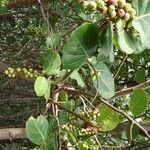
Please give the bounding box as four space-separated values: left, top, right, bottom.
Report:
88 1 97 10
23 68 27 73
124 3 132 12
109 10 117 18
100 5 108 14
29 68 33 72
129 8 136 18
12 74 15 78
5 70 9 75
29 74 34 78
27 72 31 76
96 0 105 9
8 74 12 78
123 12 130 20
108 5 116 12
117 0 126 8
9 68 14 74
34 70 38 74
82 1 89 9
16 67 21 72
25 74 29 78
82 143 89 149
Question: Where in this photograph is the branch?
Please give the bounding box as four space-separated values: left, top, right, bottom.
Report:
0 128 26 140
112 80 150 99
114 54 128 79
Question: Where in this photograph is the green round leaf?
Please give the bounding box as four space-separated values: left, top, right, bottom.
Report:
132 0 150 49
26 115 49 146
130 89 148 116
62 22 99 70
134 68 146 83
97 104 119 131
42 48 61 75
93 62 115 99
34 76 48 97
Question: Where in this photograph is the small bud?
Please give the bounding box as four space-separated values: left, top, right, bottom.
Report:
117 0 126 8
117 9 125 17
124 3 132 12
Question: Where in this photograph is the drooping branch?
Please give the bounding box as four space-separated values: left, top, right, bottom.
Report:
112 80 150 99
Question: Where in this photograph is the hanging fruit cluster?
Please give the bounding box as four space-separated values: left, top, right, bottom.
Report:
79 0 136 21
4 67 45 78
61 109 100 135
76 139 99 150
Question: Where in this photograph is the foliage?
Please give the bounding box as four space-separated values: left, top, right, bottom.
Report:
0 0 150 149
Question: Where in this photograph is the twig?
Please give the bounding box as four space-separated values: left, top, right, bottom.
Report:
112 80 150 99
114 54 128 78
48 98 100 128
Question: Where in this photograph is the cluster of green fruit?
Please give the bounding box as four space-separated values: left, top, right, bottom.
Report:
76 139 99 150
4 67 45 78
26 25 44 34
79 0 136 20
61 109 100 135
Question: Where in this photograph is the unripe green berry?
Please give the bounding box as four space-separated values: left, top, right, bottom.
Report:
8 74 12 78
129 8 136 18
5 70 9 75
123 12 130 20
82 1 90 9
109 10 117 18
16 67 21 72
117 9 125 17
25 74 29 78
9 68 14 74
124 3 132 12
88 1 97 10
29 68 33 72
108 5 115 12
96 0 105 9
34 70 38 74
107 0 118 6
23 68 27 73
99 5 108 14
29 74 34 78
12 74 15 78
117 0 126 8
